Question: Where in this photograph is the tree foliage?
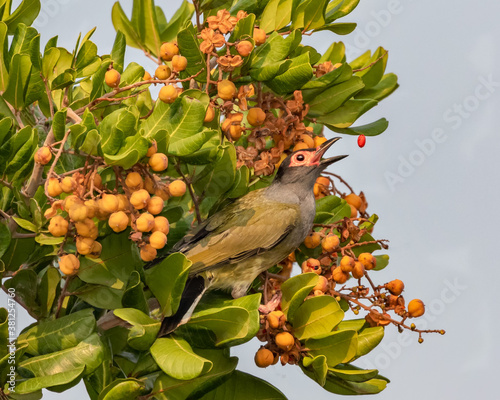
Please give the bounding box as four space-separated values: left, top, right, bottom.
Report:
0 0 442 399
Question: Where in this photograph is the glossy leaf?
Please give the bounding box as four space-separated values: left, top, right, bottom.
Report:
37 266 61 317
0 222 11 258
329 117 389 136
17 309 96 356
315 22 357 35
121 270 148 314
4 269 39 317
265 52 313 95
0 22 8 91
144 252 192 317
98 378 146 400
131 0 162 57
326 0 360 23
16 366 84 394
281 272 319 321
302 355 328 386
177 23 206 82
161 0 195 42
292 0 328 31
3 53 32 110
293 295 344 340
113 308 160 351
305 329 358 367
355 326 384 359
329 364 379 382
111 2 143 50
150 336 213 380
3 0 41 34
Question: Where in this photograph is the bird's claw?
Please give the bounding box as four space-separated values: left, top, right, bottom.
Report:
258 291 282 314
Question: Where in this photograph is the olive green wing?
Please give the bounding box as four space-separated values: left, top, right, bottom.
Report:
180 195 300 274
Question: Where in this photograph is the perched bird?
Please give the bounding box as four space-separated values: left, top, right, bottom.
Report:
154 137 347 336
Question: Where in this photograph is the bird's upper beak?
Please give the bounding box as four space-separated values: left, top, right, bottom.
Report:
311 137 348 167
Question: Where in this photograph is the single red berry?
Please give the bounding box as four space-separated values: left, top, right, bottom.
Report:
357 134 366 148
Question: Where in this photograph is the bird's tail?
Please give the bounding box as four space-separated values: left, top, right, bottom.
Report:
158 276 206 337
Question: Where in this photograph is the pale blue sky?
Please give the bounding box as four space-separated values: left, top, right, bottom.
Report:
2 0 500 399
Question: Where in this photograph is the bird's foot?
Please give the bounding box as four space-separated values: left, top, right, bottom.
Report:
258 291 282 314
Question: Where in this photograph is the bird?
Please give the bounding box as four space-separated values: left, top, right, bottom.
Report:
153 137 347 336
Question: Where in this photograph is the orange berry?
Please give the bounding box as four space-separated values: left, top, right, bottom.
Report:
130 189 151 210
304 232 321 249
60 176 77 193
47 178 63 197
116 194 130 211
217 79 237 101
407 299 425 318
105 68 121 88
125 172 144 191
313 275 328 293
34 146 52 165
48 216 68 237
247 107 266 126
68 204 88 222
301 258 321 274
340 256 355 272
253 28 266 46
314 136 327 148
297 134 314 148
74 218 98 239
160 42 179 61
76 237 94 255
146 140 157 157
267 310 285 329
204 105 215 123
147 196 164 215
136 212 155 232
331 266 349 284
140 244 157 262
159 85 178 104
236 40 254 57
155 65 171 80
172 55 187 72
152 216 169 235
63 195 83 212
386 279 405 296
358 253 376 270
59 254 80 275
168 180 186 197
108 211 129 233
88 241 102 258
229 124 243 140
143 71 152 81
149 153 169 172
321 235 340 252
292 142 309 152
255 348 274 368
352 261 365 279
275 332 295 351
345 193 363 210
149 231 167 249
100 193 119 214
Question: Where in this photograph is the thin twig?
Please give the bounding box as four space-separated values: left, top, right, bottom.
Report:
175 161 202 224
55 276 73 318
352 50 389 73
44 128 71 196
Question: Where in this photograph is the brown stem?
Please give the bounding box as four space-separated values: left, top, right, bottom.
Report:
352 51 388 73
44 128 71 197
193 0 202 32
175 161 202 224
0 179 13 189
55 275 73 318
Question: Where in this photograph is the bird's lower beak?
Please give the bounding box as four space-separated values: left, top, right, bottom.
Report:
312 137 348 167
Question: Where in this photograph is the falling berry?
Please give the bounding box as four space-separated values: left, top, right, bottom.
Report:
357 134 366 148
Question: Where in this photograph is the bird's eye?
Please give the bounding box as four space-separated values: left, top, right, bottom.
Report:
296 154 305 162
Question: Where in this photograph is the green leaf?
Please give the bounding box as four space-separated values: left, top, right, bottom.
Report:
229 13 256 42
280 272 319 321
111 30 126 73
329 364 379 382
98 378 146 400
16 366 85 394
111 2 142 50
265 52 313 95
292 0 328 31
305 330 358 367
3 53 32 109
200 370 287 400
374 254 389 271
142 91 210 155
329 118 388 136
17 309 96 356
103 130 148 169
355 326 384 359
41 47 60 80
121 270 148 314
18 333 104 376
37 266 61 317
75 40 98 73
79 128 101 156
131 0 162 57
0 22 8 90
150 337 213 380
75 284 124 310
314 22 357 35
177 22 206 82
78 232 140 290
90 59 112 102
318 99 378 128
322 374 387 395
260 0 297 32
4 269 39 317
51 68 76 91
356 72 398 101
354 47 388 89
302 355 328 386
292 295 344 340
250 30 302 70
161 0 195 42
152 348 237 400
0 222 11 258
52 109 67 141
4 127 36 181
113 308 160 351
307 76 364 117
99 108 137 156
249 59 292 82
326 0 360 23
3 0 41 34
144 252 192 317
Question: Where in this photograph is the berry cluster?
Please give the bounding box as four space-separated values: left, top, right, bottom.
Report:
42 141 188 275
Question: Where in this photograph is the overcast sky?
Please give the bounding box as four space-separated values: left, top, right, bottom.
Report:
3 0 500 399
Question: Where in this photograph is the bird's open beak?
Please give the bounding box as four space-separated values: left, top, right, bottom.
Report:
311 137 348 167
